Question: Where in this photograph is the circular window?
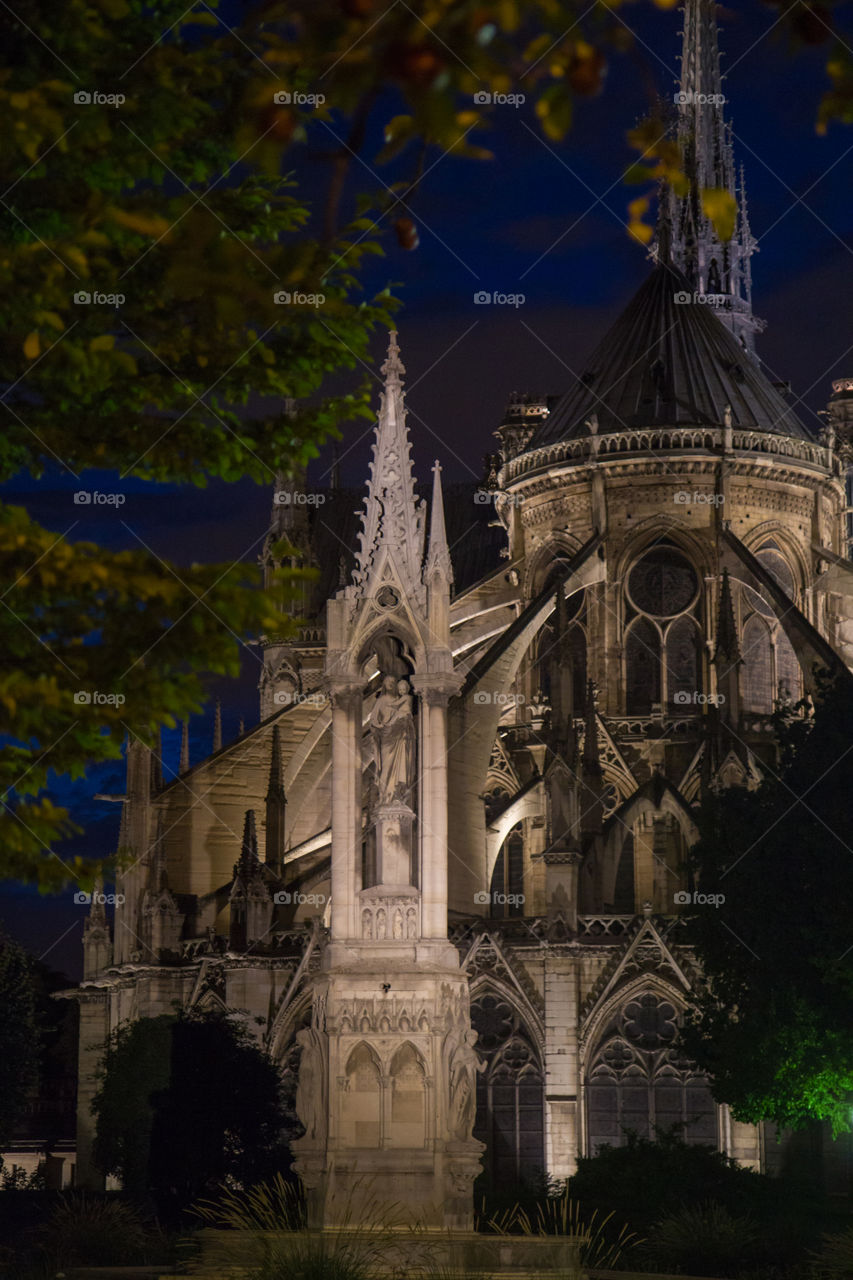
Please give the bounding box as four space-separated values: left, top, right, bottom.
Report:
628 547 698 618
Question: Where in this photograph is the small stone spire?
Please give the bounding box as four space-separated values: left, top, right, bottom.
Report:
179 720 189 774
547 587 576 761
213 698 222 753
713 568 740 663
351 330 425 599
237 808 259 873
423 460 453 586
265 725 287 875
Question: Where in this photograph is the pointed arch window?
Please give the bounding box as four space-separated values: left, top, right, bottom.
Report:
739 542 802 711
471 992 544 1187
586 992 717 1154
624 545 702 715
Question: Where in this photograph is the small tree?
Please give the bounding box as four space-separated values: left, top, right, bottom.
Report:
92 1007 292 1208
683 673 853 1135
0 932 41 1147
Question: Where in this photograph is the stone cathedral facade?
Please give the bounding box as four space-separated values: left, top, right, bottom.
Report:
72 0 853 1212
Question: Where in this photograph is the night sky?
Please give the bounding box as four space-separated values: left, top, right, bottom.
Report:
4 1 852 979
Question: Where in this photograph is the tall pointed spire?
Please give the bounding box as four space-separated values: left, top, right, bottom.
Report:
351 331 425 600
213 698 222 752
713 567 739 663
423 460 453 586
265 725 287 875
179 720 189 774
658 0 764 358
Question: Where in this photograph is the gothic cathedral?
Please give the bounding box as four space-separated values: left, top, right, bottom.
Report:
71 0 853 1220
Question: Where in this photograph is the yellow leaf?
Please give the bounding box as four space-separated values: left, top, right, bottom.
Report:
34 310 64 331
23 331 40 360
628 197 649 220
628 220 654 245
9 92 30 110
197 355 208 367
106 206 171 238
89 334 115 352
701 187 737 242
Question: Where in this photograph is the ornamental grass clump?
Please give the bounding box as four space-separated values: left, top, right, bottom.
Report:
488 1186 642 1270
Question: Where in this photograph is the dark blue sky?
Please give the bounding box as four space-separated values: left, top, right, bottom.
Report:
5 1 853 978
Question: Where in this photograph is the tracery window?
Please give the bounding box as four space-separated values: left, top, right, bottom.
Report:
471 992 544 1187
624 545 702 714
586 992 717 1154
740 541 802 712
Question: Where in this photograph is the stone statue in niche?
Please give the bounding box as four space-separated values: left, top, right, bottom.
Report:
448 1029 486 1141
371 674 416 805
295 1027 326 1143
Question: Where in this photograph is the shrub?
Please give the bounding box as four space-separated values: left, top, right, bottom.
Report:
37 1193 150 1266
644 1200 761 1277
810 1226 853 1279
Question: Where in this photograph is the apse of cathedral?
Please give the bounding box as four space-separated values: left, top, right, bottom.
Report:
72 0 853 1215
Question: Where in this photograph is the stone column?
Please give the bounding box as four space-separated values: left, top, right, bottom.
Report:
544 954 581 1178
412 675 462 939
328 683 363 942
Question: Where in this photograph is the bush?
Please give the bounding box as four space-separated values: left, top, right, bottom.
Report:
37 1193 155 1266
644 1200 761 1277
810 1226 853 1279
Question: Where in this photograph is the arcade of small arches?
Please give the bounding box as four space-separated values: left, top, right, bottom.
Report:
277 982 719 1184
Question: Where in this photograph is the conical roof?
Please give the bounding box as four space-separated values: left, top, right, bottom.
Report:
529 262 808 447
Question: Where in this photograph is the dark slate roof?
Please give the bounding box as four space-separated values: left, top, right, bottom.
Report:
530 262 809 447
300 481 506 619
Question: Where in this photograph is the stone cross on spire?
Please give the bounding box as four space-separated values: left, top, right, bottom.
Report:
657 0 764 358
351 331 425 602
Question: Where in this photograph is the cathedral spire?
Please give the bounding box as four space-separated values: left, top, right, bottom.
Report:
179 720 189 774
213 698 222 753
423 460 453 586
351 331 425 601
659 0 764 358
713 567 740 664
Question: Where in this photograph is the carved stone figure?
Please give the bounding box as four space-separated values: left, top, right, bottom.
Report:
370 674 416 805
448 1029 486 1141
295 1027 325 1142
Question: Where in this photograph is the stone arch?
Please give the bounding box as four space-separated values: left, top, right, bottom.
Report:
742 522 809 597
340 1041 383 1148
524 533 584 601
581 977 717 1155
614 521 713 583
388 1041 428 1148
599 785 697 913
